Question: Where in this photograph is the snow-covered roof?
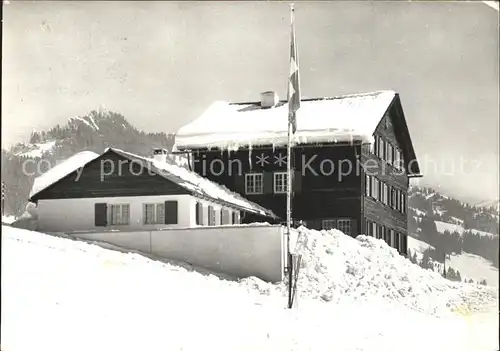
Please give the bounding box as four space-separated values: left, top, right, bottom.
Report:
108 148 277 218
29 151 101 199
175 90 397 151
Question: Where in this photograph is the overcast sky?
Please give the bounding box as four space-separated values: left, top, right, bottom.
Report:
2 1 499 204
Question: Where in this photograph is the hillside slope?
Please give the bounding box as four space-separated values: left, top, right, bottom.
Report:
407 186 499 282
2 225 498 351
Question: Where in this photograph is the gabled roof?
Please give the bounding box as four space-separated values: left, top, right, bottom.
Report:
29 148 277 219
175 90 422 177
29 151 101 198
175 90 397 151
108 148 277 218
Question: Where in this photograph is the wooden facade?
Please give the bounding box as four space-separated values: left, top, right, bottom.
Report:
192 142 363 235
30 151 190 201
185 94 421 255
360 100 411 255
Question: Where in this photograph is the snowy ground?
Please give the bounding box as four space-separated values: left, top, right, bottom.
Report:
435 220 497 238
408 232 498 287
408 236 435 254
2 226 498 351
449 252 499 288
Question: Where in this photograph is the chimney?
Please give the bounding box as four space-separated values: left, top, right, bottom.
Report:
152 148 168 163
260 91 279 108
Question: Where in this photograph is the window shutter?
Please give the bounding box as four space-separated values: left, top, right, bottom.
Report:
293 170 302 193
94 203 107 226
164 200 178 225
263 172 273 194
195 202 202 225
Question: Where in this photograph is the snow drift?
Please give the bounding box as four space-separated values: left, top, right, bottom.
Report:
244 227 497 318
2 225 499 351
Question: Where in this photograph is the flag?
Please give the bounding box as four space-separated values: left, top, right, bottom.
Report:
287 5 301 134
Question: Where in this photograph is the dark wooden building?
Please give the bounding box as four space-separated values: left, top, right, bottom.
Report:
175 91 422 255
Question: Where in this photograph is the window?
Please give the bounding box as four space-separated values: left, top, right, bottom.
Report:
383 183 390 205
388 144 393 165
366 220 378 239
144 203 165 224
362 144 371 154
208 206 215 226
337 219 351 235
379 225 386 241
394 149 401 170
322 219 336 230
365 174 371 196
374 137 379 156
379 138 385 160
372 178 379 200
381 182 386 202
274 172 288 194
110 204 130 225
232 211 240 224
366 219 373 236
226 210 233 225
245 173 263 194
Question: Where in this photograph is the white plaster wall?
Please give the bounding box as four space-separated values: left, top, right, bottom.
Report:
74 231 152 253
39 194 248 233
64 225 285 282
38 194 194 233
152 225 284 282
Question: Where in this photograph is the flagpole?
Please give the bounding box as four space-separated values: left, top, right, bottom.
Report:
286 3 296 310
287 112 293 309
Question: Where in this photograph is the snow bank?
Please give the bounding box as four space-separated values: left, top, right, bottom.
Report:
266 227 497 317
2 226 499 351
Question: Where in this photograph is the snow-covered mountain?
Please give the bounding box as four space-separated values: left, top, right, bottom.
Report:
2 110 176 216
2 225 498 351
408 186 499 286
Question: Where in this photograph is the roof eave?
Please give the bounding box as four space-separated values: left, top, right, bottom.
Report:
109 148 277 219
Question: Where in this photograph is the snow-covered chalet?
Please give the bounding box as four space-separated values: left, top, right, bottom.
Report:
29 148 277 233
174 90 423 255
